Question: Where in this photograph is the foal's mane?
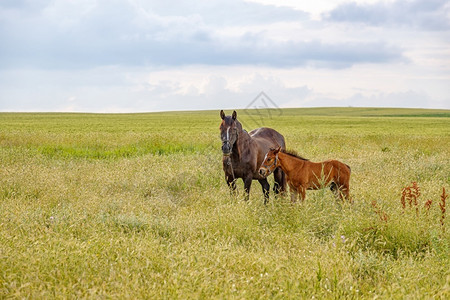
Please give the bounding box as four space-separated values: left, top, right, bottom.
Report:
281 149 309 161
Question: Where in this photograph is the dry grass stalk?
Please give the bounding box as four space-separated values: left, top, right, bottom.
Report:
440 187 447 231
371 200 389 223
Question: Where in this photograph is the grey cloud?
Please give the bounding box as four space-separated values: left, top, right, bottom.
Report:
0 0 48 10
325 0 450 31
122 38 404 68
0 0 405 70
134 0 309 26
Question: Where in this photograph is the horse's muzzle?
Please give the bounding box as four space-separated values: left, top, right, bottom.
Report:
222 148 231 156
259 168 268 177
222 142 232 155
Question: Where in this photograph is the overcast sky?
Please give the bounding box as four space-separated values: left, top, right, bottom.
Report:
0 0 449 112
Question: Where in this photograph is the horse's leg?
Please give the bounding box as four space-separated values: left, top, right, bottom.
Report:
243 176 253 201
227 178 237 196
225 173 237 196
258 178 270 204
273 167 286 195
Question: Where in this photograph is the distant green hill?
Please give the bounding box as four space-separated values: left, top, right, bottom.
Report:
240 107 450 118
1 107 449 118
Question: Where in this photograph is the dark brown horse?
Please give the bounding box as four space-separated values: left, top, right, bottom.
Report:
219 110 286 203
259 147 351 202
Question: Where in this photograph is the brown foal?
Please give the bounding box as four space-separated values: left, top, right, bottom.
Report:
259 147 351 202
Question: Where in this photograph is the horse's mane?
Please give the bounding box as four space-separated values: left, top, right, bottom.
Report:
281 149 309 161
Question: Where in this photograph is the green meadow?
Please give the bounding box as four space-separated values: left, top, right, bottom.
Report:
0 108 449 298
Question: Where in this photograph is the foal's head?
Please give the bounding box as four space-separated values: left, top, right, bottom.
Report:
259 147 281 177
219 110 240 156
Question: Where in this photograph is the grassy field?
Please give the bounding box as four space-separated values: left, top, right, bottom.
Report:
0 107 449 298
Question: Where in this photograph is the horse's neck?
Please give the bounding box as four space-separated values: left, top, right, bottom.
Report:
233 128 252 159
278 152 304 174
238 128 251 144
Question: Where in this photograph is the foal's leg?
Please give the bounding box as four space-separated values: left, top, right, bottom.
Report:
341 184 351 202
290 191 298 203
298 186 306 202
258 178 270 204
288 183 299 203
332 179 351 202
330 182 341 200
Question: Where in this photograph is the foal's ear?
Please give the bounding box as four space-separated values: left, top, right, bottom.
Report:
232 110 237 120
275 146 282 153
220 110 225 120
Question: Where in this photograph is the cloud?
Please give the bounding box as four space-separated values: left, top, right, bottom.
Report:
343 90 444 108
1 64 448 112
325 0 450 31
135 0 309 26
0 0 448 112
290 90 445 109
0 0 405 69
0 67 311 112
0 0 48 10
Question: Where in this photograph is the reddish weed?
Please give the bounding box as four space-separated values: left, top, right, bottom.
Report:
401 182 420 214
400 182 447 232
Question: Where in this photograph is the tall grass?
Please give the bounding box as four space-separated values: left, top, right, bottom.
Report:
0 108 449 298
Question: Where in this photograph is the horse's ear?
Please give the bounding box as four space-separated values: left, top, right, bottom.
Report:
220 110 225 120
276 146 282 153
232 110 237 120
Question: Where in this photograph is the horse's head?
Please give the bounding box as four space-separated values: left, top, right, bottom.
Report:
219 110 240 156
259 146 281 177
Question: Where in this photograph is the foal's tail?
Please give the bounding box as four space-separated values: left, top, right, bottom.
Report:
345 164 351 173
